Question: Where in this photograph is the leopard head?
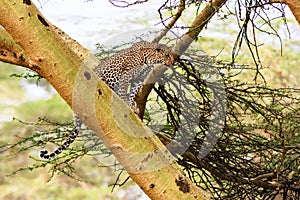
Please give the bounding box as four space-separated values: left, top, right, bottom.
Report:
130 41 175 67
141 43 175 66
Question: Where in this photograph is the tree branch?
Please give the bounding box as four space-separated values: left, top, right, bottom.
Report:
109 0 149 8
174 0 227 56
0 24 88 68
152 0 186 43
51 25 90 61
0 29 29 67
136 0 228 119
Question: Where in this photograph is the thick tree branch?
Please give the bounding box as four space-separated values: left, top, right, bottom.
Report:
0 24 88 69
0 25 89 67
51 25 90 61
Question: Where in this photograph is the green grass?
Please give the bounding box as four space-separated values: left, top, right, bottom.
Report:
0 63 25 100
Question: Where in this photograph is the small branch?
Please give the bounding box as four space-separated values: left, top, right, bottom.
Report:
152 0 185 43
245 0 286 8
249 172 276 182
174 0 227 56
109 0 148 8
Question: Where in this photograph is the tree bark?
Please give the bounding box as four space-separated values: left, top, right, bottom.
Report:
285 0 300 25
0 1 209 199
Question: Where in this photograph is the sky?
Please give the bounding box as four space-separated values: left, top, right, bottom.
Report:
32 0 165 50
31 0 300 52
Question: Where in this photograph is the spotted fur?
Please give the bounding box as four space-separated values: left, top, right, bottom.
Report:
40 116 82 160
40 41 174 160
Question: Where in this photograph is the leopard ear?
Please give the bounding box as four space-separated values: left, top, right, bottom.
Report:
155 46 162 52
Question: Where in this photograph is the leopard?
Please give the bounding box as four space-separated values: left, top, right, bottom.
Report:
40 40 175 160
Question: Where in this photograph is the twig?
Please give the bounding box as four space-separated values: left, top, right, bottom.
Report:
152 0 185 43
109 0 148 8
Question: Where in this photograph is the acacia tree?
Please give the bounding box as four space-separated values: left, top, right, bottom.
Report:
1 0 300 199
